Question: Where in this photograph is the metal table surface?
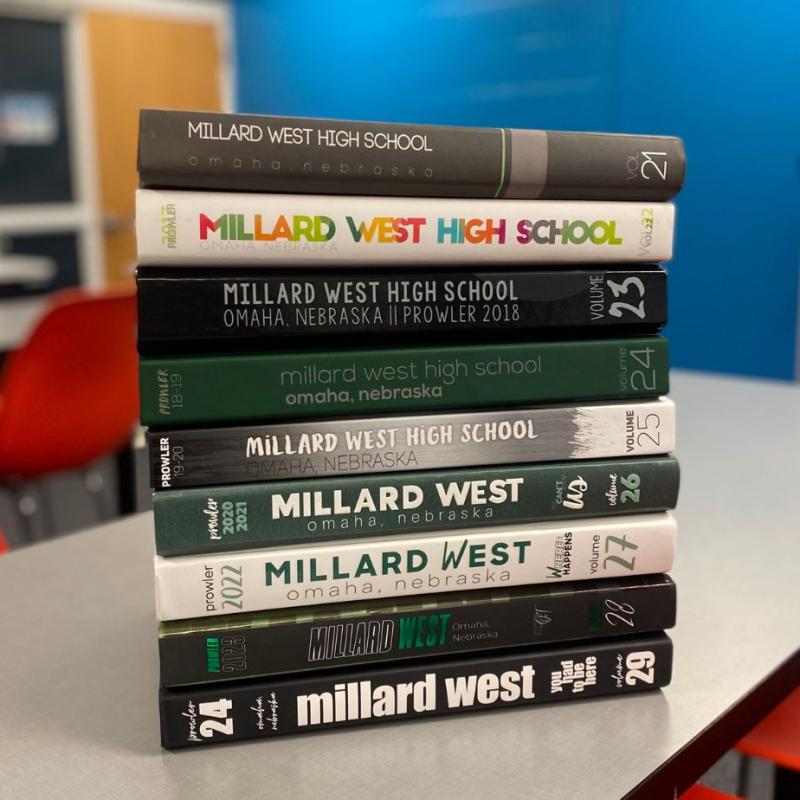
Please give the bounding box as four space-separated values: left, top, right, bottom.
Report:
2 371 799 800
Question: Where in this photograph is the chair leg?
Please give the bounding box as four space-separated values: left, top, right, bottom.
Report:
37 481 57 541
736 753 751 797
85 465 112 523
774 765 800 800
115 440 136 516
10 482 40 546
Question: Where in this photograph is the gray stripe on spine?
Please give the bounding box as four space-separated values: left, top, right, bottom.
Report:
506 129 548 198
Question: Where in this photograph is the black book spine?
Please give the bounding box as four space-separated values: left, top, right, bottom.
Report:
136 266 667 353
159 633 673 747
138 109 685 201
159 575 676 686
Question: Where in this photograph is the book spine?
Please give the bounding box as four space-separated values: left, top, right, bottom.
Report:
159 632 673 747
135 189 675 266
153 456 680 556
148 398 676 490
135 267 667 352
138 109 685 201
158 575 676 686
139 337 669 426
154 512 676 620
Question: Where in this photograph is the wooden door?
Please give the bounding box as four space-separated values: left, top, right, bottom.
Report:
85 11 223 284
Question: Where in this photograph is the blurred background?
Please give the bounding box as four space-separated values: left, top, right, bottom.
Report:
0 0 799 549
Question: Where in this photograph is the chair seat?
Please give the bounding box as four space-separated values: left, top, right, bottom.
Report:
736 686 800 770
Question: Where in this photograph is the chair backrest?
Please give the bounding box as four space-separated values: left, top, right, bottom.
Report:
0 287 139 479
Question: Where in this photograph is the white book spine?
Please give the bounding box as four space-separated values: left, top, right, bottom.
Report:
154 512 677 621
136 189 675 266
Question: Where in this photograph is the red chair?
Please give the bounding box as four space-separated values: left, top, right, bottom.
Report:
680 786 741 800
0 287 139 545
736 685 800 800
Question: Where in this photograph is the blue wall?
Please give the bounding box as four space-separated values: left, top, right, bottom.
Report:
619 1 800 379
233 0 800 379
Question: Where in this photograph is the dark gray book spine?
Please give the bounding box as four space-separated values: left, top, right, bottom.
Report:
158 575 676 686
138 109 685 201
147 398 677 490
159 633 673 747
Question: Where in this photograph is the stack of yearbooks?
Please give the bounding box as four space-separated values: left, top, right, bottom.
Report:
134 110 684 748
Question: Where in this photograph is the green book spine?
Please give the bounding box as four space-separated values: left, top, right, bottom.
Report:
154 456 679 556
139 337 668 426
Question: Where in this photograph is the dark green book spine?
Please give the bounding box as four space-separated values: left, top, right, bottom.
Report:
153 456 679 556
140 336 668 426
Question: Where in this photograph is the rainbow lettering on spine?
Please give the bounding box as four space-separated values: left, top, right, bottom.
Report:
197 214 623 246
199 214 336 242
